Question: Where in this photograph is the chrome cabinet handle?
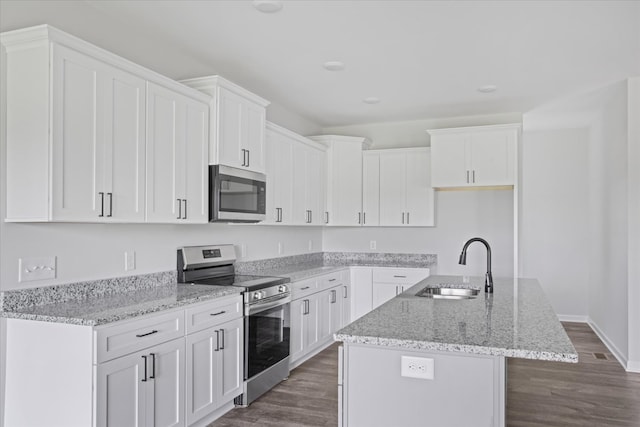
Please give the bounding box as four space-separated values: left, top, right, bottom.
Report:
472 170 476 183
107 193 113 217
210 310 226 316
309 210 312 223
214 330 220 351
363 212 366 225
142 355 148 382
393 275 407 278
182 199 187 219
343 285 348 298
402 212 405 224
328 278 336 282
177 199 181 219
136 330 158 338
331 290 337 303
241 149 247 167
149 353 156 379
220 328 225 350
406 212 409 224
301 286 310 290
358 212 361 224
325 212 329 224
99 192 105 217
247 150 250 167
466 170 469 183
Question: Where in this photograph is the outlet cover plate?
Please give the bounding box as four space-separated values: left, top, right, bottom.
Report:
401 356 434 380
19 256 57 282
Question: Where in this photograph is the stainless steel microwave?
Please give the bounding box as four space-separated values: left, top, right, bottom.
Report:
209 165 266 223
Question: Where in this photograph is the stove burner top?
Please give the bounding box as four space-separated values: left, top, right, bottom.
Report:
193 274 289 291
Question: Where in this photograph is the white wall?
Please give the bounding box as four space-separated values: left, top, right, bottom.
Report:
323 190 514 278
587 80 630 362
519 127 590 318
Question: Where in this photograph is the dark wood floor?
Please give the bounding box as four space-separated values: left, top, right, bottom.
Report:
211 323 640 426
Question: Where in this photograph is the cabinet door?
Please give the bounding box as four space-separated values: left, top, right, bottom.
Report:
218 318 243 403
405 150 434 226
146 82 182 222
149 339 185 427
330 287 343 333
292 144 308 225
362 152 380 226
265 130 294 224
290 298 306 362
186 328 218 425
305 293 321 351
96 349 147 427
341 284 352 328
469 130 515 186
372 283 401 309
307 147 326 225
216 87 244 168
318 289 334 343
182 99 209 223
379 151 406 226
244 102 266 173
350 267 373 321
430 134 469 188
51 44 104 221
327 142 363 226
103 67 146 222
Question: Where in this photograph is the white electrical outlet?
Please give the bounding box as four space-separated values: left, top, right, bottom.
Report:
241 244 247 258
401 356 434 380
308 240 313 251
278 242 284 255
124 251 136 271
19 256 57 282
370 240 377 250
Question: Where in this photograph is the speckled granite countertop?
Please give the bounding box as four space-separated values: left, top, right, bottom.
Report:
335 275 578 363
1 281 241 327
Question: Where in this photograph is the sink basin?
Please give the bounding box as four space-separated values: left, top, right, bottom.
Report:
415 286 480 300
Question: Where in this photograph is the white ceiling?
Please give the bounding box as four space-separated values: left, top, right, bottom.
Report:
1 0 639 128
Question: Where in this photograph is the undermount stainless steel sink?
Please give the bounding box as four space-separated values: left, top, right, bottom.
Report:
415 286 480 300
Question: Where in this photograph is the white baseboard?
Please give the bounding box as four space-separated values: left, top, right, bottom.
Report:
626 360 640 373
587 318 630 371
557 314 589 323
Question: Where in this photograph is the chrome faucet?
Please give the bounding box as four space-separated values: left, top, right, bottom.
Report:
458 237 494 293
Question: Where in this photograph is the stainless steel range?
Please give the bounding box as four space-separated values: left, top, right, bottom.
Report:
177 244 291 406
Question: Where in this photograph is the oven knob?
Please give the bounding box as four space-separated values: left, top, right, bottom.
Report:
252 291 262 300
278 285 287 293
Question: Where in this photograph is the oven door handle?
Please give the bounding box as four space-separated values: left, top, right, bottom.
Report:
247 295 292 315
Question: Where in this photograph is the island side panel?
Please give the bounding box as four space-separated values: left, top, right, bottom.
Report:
342 343 505 427
4 318 94 427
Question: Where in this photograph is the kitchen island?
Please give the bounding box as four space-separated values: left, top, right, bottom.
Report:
334 275 577 427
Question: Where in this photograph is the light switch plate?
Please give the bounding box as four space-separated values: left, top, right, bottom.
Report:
124 251 136 271
19 256 57 282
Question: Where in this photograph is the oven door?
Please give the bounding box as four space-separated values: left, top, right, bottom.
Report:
245 297 291 380
210 165 266 222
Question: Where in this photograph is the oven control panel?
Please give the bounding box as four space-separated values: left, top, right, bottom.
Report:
247 284 290 304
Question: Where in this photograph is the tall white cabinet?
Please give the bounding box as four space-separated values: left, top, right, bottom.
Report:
181 75 270 174
1 25 211 223
309 135 371 226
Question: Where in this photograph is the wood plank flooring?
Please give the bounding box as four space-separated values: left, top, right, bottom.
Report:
210 323 640 426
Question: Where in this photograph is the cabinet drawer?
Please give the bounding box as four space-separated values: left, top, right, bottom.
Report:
185 295 243 334
319 271 343 290
96 309 184 363
291 277 319 299
372 268 430 284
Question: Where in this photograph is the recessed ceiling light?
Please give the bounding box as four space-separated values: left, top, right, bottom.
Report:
362 97 381 104
252 0 283 13
477 85 498 93
323 61 345 71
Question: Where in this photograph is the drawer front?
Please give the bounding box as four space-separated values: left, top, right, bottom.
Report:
291 277 319 299
372 268 430 284
185 295 243 334
96 309 184 363
319 271 344 290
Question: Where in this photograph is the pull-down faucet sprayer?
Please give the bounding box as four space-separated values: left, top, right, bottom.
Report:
458 237 493 293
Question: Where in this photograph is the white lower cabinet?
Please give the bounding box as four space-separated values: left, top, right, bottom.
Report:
186 317 243 426
3 295 243 427
290 270 350 368
97 337 185 427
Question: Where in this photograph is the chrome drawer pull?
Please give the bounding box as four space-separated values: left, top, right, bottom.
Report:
210 310 226 316
300 286 310 290
393 275 407 278
136 330 158 338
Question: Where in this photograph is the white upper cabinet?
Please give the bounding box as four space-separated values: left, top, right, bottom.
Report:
309 135 371 226
378 148 434 227
146 83 209 223
181 76 270 174
266 122 326 226
2 25 210 223
428 124 520 189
